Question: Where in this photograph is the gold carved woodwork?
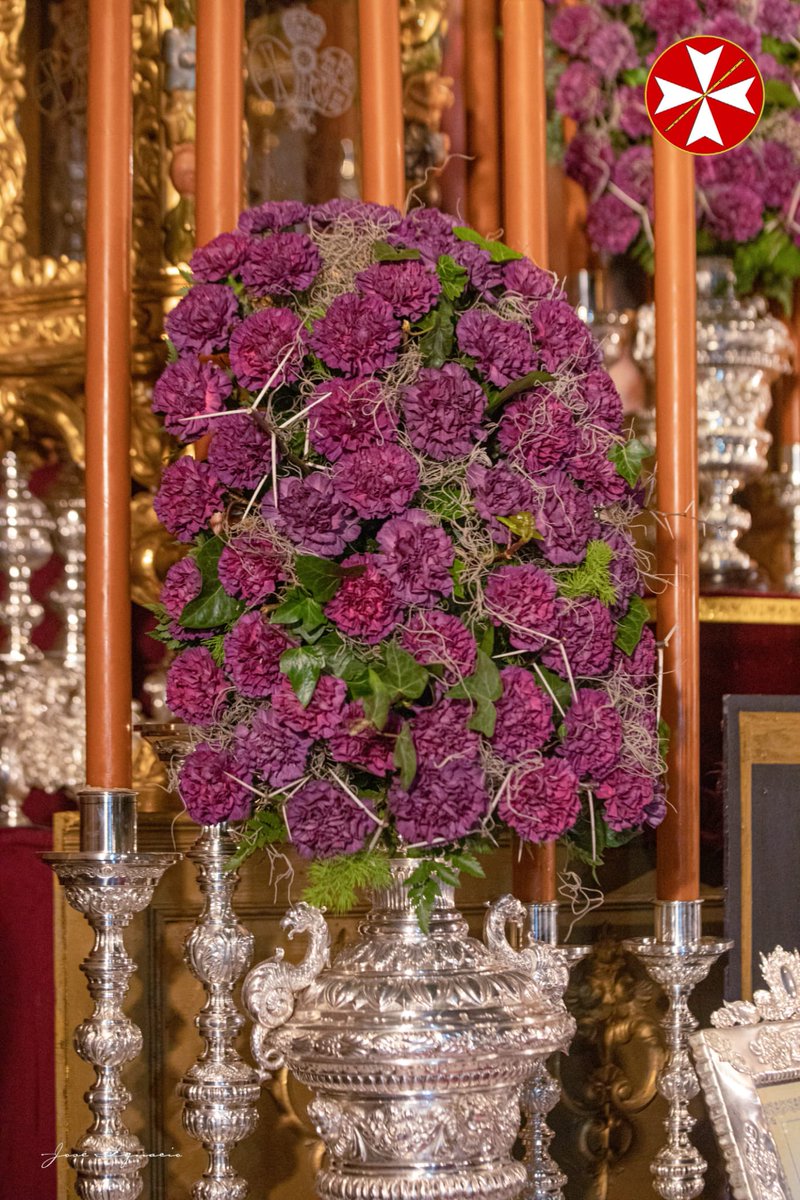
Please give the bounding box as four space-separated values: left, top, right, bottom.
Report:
400 0 453 207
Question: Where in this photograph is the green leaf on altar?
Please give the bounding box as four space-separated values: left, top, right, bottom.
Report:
448 648 502 703
394 722 417 789
614 595 651 656
271 589 327 635
303 851 393 913
453 226 523 262
295 554 363 602
436 254 469 301
363 668 393 730
165 336 179 362
180 536 246 629
279 644 326 707
621 66 648 86
417 299 455 367
764 79 798 110
467 695 497 737
609 437 650 487
226 808 287 871
496 511 543 543
373 240 421 262
558 539 617 605
487 369 555 412
382 643 429 700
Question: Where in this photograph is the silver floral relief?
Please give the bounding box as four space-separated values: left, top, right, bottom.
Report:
743 1123 785 1200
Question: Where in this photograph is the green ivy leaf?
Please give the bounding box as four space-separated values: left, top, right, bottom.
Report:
382 643 429 700
181 537 245 631
394 722 418 789
658 718 670 763
373 240 421 262
487 369 555 412
279 645 325 707
609 438 650 487
425 483 465 522
479 623 495 657
448 649 502 707
614 594 651 655
533 665 573 716
496 511 543 543
363 668 392 730
271 589 327 635
453 225 523 262
450 557 466 599
621 66 648 86
417 299 455 367
764 79 798 110
295 554 362 602
467 695 497 737
436 254 469 301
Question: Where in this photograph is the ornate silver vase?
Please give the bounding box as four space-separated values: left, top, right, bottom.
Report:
634 257 792 589
243 860 575 1200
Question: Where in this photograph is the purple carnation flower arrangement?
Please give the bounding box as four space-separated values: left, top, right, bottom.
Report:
549 1 800 306
152 201 663 918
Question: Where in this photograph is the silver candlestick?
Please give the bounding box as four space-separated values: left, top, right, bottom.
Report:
772 443 800 594
623 900 731 1200
520 901 589 1200
179 823 260 1200
44 789 178 1200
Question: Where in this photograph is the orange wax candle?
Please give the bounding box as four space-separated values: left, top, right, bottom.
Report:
652 137 700 902
500 0 555 902
84 0 133 788
358 0 405 210
501 0 548 266
196 0 244 245
464 0 501 235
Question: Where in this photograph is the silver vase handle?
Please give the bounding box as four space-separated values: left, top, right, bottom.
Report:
484 895 569 1007
243 901 330 1078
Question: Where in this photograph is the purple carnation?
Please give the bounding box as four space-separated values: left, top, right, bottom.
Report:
270 673 347 740
154 458 225 543
642 0 699 39
551 5 603 55
541 598 615 678
570 429 628 506
207 413 273 490
400 611 477 683
560 689 622 780
151 357 231 441
586 193 640 256
555 62 606 122
261 472 360 557
390 207 459 262
601 524 642 609
308 377 396 461
229 307 305 391
703 14 759 58
329 702 396 775
189 232 251 282
325 554 402 644
492 668 553 763
484 564 559 652
618 86 652 140
535 470 599 566
587 22 638 80
332 445 419 519
165 284 239 356
703 183 764 244
234 709 310 788
161 556 202 619
759 0 798 39
412 698 480 766
498 391 578 474
166 647 228 727
577 370 623 432
178 743 251 825
309 293 402 376
286 780 375 859
310 199 401 229
217 532 286 604
467 461 537 544
389 760 488 844
239 232 321 297
613 624 657 688
237 200 309 235
377 509 454 606
597 768 661 831
613 146 653 208
502 258 558 301
456 310 536 388
402 363 486 460
564 133 614 198
531 299 601 375
498 759 582 842
223 612 293 698
452 242 506 299
356 259 441 319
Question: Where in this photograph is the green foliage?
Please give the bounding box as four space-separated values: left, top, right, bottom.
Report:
417 299 455 367
147 604 187 651
564 808 637 871
181 536 246 630
764 79 798 110
614 595 650 656
447 649 502 736
372 240 421 262
621 66 648 86
486 369 555 413
658 717 670 765
436 254 469 301
295 554 364 602
280 644 325 706
363 668 393 729
362 644 429 730
271 588 327 637
450 557 466 599
226 808 287 872
425 483 465 522
303 851 393 912
609 438 650 487
534 664 573 716
558 540 617 605
165 336 179 362
733 227 800 315
394 721 417 789
496 511 543 544
453 226 523 263
406 845 487 932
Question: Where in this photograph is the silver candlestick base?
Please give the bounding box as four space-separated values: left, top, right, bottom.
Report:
519 901 589 1200
44 801 177 1200
772 444 800 595
179 823 260 1200
623 900 732 1200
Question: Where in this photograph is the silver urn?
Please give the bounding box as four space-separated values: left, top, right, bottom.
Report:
243 859 575 1200
634 256 793 588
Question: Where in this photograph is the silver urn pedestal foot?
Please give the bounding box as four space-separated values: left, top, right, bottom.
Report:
623 900 732 1200
43 788 178 1200
519 902 588 1200
179 823 261 1200
771 444 800 594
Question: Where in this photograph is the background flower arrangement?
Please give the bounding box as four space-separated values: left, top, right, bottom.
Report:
150 198 664 925
549 0 800 310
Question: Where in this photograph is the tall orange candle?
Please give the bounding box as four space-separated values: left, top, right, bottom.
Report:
653 137 700 902
196 0 244 245
501 0 548 266
501 0 554 901
84 0 133 788
358 0 405 210
464 0 501 235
